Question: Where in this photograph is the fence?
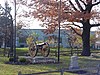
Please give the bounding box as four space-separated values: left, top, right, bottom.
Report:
18 65 100 75
18 70 63 75
50 49 100 57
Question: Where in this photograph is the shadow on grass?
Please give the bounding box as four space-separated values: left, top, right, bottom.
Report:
78 56 100 68
69 70 87 74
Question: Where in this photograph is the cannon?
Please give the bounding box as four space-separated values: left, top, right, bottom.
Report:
29 42 50 57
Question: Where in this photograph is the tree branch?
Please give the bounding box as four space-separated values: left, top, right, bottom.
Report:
91 24 100 27
72 22 83 28
92 1 100 6
66 26 82 37
69 0 78 11
80 0 86 6
75 0 84 12
71 26 82 37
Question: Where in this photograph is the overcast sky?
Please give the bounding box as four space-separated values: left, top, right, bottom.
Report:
0 0 99 30
0 0 45 29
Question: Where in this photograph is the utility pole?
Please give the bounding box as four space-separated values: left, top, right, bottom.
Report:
58 0 61 63
14 0 17 62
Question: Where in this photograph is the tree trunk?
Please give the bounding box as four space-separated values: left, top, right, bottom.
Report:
81 23 91 56
4 37 6 56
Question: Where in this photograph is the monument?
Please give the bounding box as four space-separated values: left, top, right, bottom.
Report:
69 55 79 70
26 42 56 64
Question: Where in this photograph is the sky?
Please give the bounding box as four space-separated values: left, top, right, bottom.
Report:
0 0 45 29
0 0 99 31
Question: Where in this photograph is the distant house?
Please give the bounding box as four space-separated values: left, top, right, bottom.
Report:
95 41 100 49
16 29 70 48
0 29 99 49
16 29 100 48
95 31 100 49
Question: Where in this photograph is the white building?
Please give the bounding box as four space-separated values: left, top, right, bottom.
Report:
16 29 70 48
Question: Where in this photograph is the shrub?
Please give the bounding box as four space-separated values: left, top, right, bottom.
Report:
9 57 14 62
19 58 26 63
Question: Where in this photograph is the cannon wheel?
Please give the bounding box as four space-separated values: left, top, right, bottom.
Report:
29 42 37 57
41 43 50 57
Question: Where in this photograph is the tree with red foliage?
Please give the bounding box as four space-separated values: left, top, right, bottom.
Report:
17 0 100 56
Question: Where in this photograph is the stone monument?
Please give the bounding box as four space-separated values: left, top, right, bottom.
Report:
69 55 79 70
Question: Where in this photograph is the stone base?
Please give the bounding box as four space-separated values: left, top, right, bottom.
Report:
20 56 56 64
69 66 80 70
32 56 56 64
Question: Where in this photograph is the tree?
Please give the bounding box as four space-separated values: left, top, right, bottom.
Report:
26 36 33 46
67 29 82 48
0 2 13 56
26 32 39 45
18 0 100 56
46 35 58 47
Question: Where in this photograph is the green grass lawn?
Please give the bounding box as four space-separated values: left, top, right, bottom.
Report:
0 48 100 75
0 56 73 75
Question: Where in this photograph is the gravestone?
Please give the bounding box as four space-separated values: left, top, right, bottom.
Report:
97 64 100 75
69 55 79 70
